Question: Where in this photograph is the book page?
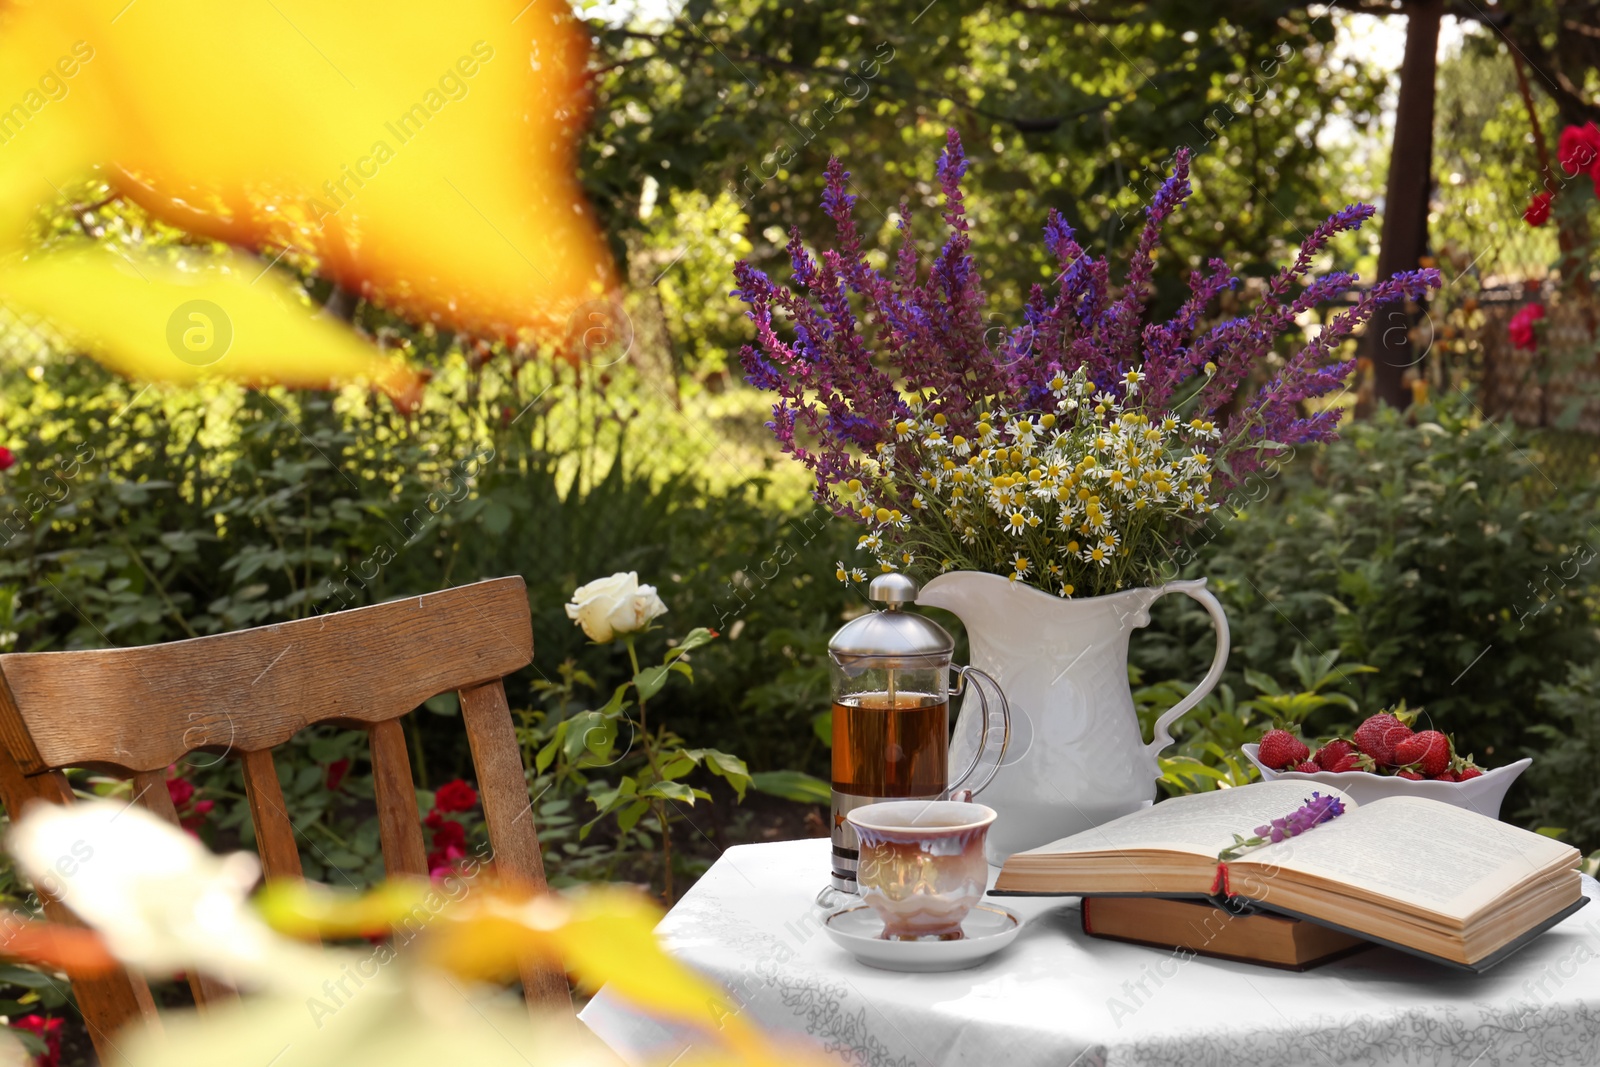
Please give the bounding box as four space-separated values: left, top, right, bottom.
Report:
1236 795 1579 922
1016 780 1357 859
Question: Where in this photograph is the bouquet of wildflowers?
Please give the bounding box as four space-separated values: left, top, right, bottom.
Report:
732 131 1439 598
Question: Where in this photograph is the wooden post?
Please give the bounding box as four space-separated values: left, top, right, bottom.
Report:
1369 0 1442 412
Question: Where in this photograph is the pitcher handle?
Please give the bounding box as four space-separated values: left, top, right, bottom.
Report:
946 666 1011 801
1145 579 1231 757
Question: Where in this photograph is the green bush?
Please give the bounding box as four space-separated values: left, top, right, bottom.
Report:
1140 397 1600 765
1523 664 1600 853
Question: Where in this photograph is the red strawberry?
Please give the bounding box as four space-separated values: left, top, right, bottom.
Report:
1397 770 1423 780
1435 770 1460 782
1353 714 1401 761
1258 729 1310 771
1326 753 1366 773
1393 729 1451 777
1457 767 1483 781
1379 724 1414 766
1293 760 1320 773
1313 739 1355 770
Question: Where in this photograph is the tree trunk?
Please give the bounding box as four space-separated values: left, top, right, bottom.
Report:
1368 0 1442 412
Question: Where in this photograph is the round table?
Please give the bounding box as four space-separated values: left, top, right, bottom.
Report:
579 837 1600 1067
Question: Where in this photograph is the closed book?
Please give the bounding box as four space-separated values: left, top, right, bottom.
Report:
1081 895 1368 970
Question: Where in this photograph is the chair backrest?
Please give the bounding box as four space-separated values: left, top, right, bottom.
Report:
0 576 568 1059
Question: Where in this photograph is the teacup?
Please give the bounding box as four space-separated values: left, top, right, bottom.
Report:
846 800 996 941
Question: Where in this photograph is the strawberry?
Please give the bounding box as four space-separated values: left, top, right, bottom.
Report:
1325 752 1366 773
1293 760 1320 773
1353 714 1402 762
1435 770 1460 782
1258 729 1310 771
1397 770 1423 780
1457 766 1483 781
1379 724 1415 766
1393 729 1451 777
1313 739 1356 770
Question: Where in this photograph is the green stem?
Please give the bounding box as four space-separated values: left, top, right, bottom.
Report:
626 636 674 903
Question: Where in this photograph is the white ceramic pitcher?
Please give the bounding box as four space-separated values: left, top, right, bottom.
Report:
919 571 1230 864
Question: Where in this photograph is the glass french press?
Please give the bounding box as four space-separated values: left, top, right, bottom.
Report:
825 572 1011 893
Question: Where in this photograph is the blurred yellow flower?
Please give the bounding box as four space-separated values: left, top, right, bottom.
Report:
0 0 615 404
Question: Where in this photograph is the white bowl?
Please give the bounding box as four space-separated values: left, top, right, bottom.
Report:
1241 744 1531 819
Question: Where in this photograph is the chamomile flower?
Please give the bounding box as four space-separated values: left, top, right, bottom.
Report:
1009 554 1031 581
1082 543 1111 567
858 533 883 552
835 562 850 583
1005 508 1033 535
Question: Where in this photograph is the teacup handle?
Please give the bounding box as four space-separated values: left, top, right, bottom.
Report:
1145 579 1231 756
946 665 1010 801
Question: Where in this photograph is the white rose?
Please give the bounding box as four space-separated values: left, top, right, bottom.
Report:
565 571 668 643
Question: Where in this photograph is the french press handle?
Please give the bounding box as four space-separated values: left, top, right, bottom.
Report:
945 665 1010 801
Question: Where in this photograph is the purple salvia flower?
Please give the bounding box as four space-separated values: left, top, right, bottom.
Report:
731 131 1441 522
1107 149 1193 365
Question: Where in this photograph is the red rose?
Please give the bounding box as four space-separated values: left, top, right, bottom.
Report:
324 757 351 793
1558 122 1600 176
427 843 466 877
433 779 478 814
430 817 467 850
1509 302 1545 351
166 775 196 809
0 447 13 472
13 1013 63 1067
1523 192 1552 227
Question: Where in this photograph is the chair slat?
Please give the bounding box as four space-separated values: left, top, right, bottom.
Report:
0 577 533 775
240 750 303 882
0 743 160 1061
460 679 571 1010
369 719 428 879
129 771 238 1012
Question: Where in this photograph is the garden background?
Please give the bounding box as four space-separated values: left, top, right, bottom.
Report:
3 2 1600 1059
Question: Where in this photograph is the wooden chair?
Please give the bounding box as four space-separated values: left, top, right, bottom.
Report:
0 576 567 1061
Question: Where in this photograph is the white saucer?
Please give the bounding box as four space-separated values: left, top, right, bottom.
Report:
823 902 1023 972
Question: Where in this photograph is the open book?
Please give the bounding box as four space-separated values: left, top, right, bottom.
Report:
992 780 1586 970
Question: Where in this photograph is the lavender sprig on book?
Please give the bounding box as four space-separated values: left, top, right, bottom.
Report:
1218 791 1346 862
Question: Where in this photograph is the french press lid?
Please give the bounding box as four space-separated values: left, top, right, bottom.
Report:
828 572 954 671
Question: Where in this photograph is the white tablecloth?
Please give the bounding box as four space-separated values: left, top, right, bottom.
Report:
579 838 1600 1067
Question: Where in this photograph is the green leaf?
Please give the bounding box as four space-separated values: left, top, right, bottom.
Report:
641 780 698 803
616 798 651 834
597 682 631 718
563 711 616 766
1242 669 1284 697
0 964 57 989
750 769 830 804
665 626 718 662
700 749 751 800
657 752 700 780
633 664 671 701
535 723 565 774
